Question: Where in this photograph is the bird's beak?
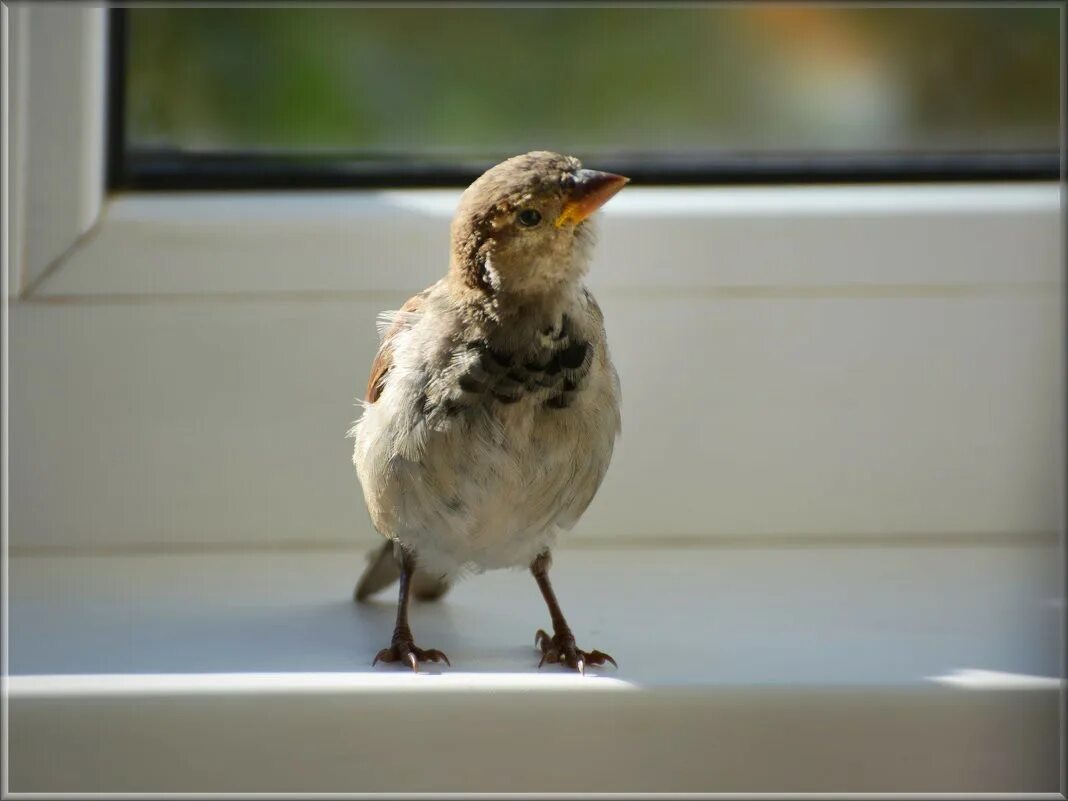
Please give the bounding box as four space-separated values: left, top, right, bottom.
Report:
555 169 630 227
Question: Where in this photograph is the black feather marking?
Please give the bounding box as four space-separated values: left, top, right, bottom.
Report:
525 356 551 373
442 334 593 410
558 341 589 370
506 365 530 383
486 347 513 369
532 370 561 389
458 374 485 393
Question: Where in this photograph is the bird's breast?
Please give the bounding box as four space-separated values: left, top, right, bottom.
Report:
396 372 618 575
422 316 597 427
353 290 621 576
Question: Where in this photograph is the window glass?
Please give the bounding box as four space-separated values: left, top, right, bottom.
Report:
125 7 1060 164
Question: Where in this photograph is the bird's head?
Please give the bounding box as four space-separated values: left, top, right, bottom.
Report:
449 151 628 302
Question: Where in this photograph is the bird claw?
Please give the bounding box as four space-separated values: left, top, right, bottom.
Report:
534 629 616 673
535 628 551 649
372 640 450 672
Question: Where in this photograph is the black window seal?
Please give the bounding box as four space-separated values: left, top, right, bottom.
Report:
107 8 1061 192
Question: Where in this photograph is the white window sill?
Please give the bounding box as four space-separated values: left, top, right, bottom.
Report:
25 183 1060 299
8 539 1061 793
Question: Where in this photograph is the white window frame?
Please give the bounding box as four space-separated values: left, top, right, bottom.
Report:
4 7 1062 552
6 3 106 298
5 7 1060 302
3 11 1061 794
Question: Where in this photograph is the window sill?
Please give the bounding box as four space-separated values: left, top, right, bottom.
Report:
25 182 1060 299
8 540 1061 793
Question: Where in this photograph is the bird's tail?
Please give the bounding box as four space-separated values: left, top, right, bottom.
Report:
353 540 451 602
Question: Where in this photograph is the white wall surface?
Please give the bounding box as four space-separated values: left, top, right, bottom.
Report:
8 185 1062 551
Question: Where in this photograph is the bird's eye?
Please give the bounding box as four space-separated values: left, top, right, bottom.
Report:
517 209 542 227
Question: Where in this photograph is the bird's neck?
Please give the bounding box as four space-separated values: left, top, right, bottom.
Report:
446 271 586 342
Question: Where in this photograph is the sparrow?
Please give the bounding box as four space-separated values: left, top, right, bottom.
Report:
348 151 627 673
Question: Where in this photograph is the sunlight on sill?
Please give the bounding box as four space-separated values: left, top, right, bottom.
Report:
925 668 1062 690
7 671 638 698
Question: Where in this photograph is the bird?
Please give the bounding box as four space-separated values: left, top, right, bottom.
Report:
348 151 627 673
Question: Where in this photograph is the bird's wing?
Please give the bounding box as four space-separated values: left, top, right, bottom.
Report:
355 288 452 603
365 290 429 404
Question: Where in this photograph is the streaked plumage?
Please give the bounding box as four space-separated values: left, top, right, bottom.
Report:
349 151 626 672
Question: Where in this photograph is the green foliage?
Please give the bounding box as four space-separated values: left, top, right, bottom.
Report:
127 7 1060 158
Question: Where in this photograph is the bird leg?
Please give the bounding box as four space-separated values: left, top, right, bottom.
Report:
372 545 450 672
530 551 616 674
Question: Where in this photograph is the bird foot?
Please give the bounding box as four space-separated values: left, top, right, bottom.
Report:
372 637 450 672
535 628 616 674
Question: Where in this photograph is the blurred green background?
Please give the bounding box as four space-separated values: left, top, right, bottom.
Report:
126 6 1060 160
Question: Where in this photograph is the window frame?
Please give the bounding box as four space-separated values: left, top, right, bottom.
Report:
107 7 1061 193
7 4 107 298
5 4 1061 560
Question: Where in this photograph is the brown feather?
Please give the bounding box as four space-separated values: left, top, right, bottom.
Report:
365 347 393 404
365 292 428 404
